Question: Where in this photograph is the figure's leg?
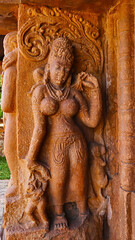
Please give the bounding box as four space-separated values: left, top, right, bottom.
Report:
2 67 18 197
50 173 69 231
4 115 18 197
49 144 69 230
69 139 89 216
37 197 49 231
24 201 37 229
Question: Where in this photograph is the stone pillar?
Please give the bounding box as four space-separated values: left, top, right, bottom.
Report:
104 10 120 240
117 0 135 239
2 4 105 240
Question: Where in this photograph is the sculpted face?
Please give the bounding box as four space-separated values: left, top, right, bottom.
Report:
49 58 72 88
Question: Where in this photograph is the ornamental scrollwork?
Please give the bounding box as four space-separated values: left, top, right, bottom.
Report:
18 6 103 73
18 19 49 61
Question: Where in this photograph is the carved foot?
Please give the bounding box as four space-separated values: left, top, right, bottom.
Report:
54 214 68 231
6 184 18 197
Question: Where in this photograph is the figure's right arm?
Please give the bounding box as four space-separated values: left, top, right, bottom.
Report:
1 48 18 112
1 66 16 113
26 85 46 168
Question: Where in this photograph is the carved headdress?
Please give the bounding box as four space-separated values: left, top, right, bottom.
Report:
29 37 74 95
48 37 74 65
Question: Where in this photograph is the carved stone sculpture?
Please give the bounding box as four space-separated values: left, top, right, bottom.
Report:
25 37 102 231
1 2 135 240
21 164 50 230
2 8 105 240
1 31 18 197
88 143 108 215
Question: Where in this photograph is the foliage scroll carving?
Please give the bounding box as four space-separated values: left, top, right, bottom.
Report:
18 6 103 73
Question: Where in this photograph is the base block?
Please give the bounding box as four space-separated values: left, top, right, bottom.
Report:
5 215 103 240
4 197 103 240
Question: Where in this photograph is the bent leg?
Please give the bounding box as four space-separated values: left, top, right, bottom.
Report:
37 197 49 231
24 201 37 229
49 147 69 213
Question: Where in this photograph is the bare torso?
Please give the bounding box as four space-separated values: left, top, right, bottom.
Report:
40 84 84 138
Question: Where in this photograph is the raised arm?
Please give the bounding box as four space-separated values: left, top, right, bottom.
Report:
74 72 102 128
26 85 46 169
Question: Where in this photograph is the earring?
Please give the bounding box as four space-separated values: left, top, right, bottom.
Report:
66 74 72 87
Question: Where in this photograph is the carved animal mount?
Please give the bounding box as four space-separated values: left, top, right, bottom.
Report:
19 163 50 230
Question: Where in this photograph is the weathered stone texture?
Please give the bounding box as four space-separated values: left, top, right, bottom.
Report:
0 0 134 240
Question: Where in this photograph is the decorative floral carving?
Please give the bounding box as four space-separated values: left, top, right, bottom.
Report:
18 6 103 73
18 19 49 61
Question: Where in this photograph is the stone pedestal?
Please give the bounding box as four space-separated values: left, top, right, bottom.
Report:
4 208 103 240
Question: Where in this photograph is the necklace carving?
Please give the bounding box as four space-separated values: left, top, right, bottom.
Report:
46 82 70 101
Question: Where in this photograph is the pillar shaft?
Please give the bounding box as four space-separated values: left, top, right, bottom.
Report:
118 0 135 192
117 1 135 239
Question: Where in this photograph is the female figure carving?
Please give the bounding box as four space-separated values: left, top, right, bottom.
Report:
1 32 18 197
26 37 102 230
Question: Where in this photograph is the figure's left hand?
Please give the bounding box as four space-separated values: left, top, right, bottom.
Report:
81 73 99 89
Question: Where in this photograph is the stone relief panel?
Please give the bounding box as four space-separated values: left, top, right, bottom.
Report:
22 36 102 232
3 5 108 240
